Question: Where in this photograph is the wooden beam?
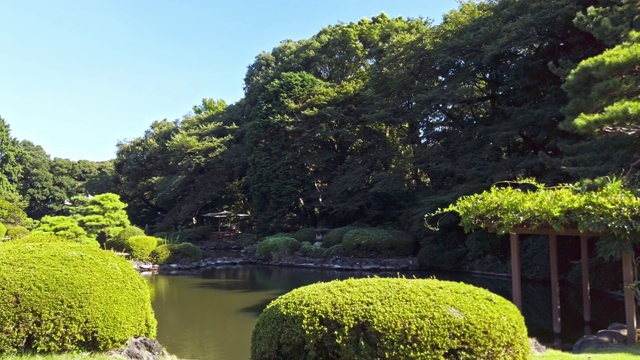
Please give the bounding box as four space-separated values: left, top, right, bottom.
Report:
580 236 591 323
549 234 561 334
622 252 637 345
510 233 522 310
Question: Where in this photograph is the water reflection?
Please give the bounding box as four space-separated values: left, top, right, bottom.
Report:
148 266 625 360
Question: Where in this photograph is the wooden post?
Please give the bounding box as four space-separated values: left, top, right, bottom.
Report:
580 236 591 323
549 234 561 334
622 252 637 344
510 233 522 310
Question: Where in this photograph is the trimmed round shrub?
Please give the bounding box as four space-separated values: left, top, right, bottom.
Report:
293 228 317 243
341 228 415 257
6 225 28 239
106 226 146 252
0 241 156 354
255 235 301 262
124 235 159 261
251 277 529 360
10 232 99 248
322 227 355 248
298 241 327 258
150 243 203 264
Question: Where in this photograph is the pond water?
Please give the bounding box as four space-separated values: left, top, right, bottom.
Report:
147 266 625 360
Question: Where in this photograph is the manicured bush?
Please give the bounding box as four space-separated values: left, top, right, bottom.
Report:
124 235 159 261
322 227 355 248
298 241 327 258
6 226 28 239
10 233 99 248
251 277 529 360
0 241 156 354
340 228 415 257
150 243 203 264
106 226 145 252
293 228 317 243
255 235 301 262
0 223 6 239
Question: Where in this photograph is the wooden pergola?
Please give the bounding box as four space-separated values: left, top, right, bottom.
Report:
487 224 637 345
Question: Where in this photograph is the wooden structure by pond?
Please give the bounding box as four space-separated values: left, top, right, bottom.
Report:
487 223 637 345
425 179 640 346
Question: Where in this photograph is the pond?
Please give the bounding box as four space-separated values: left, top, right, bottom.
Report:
147 266 625 360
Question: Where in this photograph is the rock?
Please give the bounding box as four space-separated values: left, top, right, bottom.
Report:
117 337 166 360
572 335 610 353
529 338 546 354
596 329 625 344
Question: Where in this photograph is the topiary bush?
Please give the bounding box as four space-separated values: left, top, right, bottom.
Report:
6 225 28 239
298 241 327 258
251 277 529 360
106 226 146 252
322 227 355 248
9 232 99 248
124 235 159 261
293 228 317 243
0 241 156 354
255 235 301 262
340 228 415 257
150 243 203 264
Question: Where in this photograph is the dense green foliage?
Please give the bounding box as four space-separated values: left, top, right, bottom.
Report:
6 226 28 239
124 235 159 261
293 228 317 243
0 223 6 239
31 215 96 246
0 241 156 354
2 0 639 284
340 228 415 257
149 243 203 264
106 225 145 252
255 235 301 261
251 277 529 360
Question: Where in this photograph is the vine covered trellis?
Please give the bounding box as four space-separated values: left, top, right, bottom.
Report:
425 178 640 344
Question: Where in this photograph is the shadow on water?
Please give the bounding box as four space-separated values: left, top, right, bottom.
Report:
148 265 626 360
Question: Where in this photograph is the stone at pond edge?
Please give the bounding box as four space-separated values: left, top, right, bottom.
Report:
109 337 169 360
572 323 631 353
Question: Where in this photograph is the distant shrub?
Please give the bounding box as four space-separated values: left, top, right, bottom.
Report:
293 228 316 243
256 235 301 262
10 233 99 248
340 228 414 257
322 227 355 248
31 216 97 247
124 235 159 261
106 226 145 252
6 226 28 239
0 223 6 239
0 241 156 354
176 225 215 243
150 243 203 265
298 241 327 258
251 277 529 360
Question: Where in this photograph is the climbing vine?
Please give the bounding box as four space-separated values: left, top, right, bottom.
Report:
425 178 640 245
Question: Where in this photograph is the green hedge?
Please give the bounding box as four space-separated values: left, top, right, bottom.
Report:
6 226 28 239
251 277 529 360
124 235 159 261
255 235 301 262
0 241 156 354
106 226 145 252
322 227 355 248
150 243 203 264
293 228 317 243
340 228 415 257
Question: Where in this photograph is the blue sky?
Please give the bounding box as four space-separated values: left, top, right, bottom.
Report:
1 1 458 161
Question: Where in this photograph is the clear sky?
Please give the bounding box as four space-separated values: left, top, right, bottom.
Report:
1 1 458 162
